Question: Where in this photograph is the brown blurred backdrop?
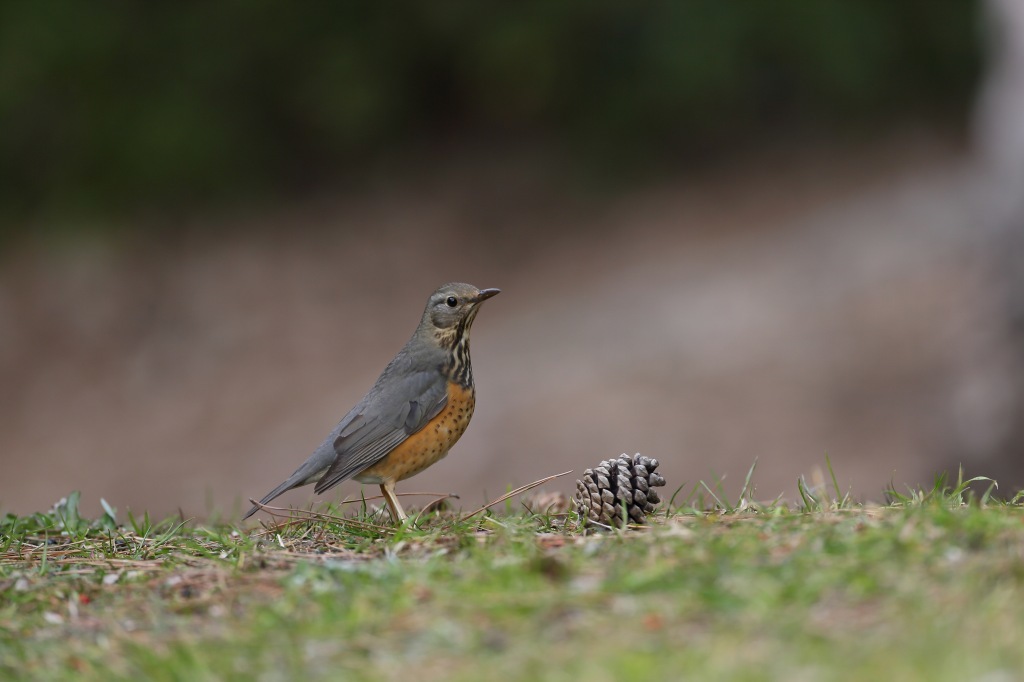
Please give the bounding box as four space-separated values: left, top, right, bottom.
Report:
4 2 1024 519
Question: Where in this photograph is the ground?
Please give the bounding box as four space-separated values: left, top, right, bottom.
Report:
2 474 1023 681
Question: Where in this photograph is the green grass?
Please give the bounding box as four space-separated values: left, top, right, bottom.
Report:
3 472 1024 681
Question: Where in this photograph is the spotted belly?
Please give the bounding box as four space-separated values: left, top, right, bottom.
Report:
355 382 476 484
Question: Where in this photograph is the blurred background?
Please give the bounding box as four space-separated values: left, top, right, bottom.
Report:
3 1 1024 519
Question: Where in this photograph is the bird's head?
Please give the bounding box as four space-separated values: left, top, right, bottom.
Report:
423 282 500 336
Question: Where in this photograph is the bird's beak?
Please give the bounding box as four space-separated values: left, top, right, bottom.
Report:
475 288 501 302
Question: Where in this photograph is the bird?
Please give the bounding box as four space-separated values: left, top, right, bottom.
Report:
243 282 500 524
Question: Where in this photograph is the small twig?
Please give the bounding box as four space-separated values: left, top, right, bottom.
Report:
247 499 392 535
582 518 614 532
391 491 461 499
323 491 463 506
249 498 388 524
419 493 461 515
461 471 573 521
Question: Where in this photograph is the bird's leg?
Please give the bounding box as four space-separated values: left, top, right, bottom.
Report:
379 481 408 524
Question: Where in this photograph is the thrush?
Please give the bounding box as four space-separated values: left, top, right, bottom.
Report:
243 282 499 523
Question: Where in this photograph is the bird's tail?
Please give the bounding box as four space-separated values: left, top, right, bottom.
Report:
242 477 300 520
243 461 330 520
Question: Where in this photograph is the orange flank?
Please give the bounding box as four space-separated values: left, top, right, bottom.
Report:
356 382 476 484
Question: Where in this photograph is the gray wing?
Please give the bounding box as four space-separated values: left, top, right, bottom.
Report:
242 365 447 520
313 368 449 494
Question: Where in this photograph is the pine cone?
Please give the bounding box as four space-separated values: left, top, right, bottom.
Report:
574 454 666 528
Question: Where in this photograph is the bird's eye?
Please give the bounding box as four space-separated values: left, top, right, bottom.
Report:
446 296 458 307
